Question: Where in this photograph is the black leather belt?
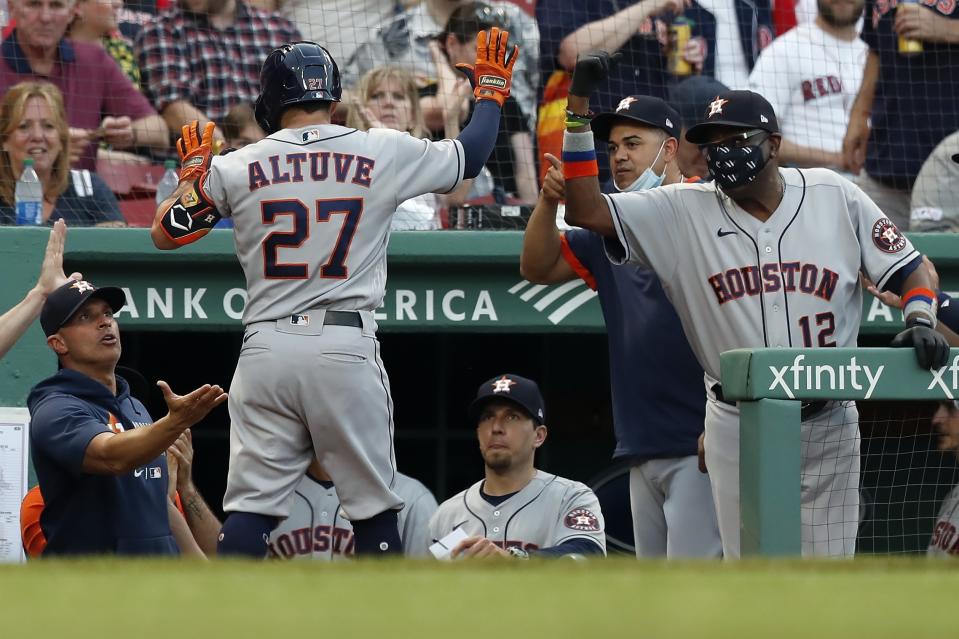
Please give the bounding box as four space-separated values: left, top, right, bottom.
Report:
323 310 363 328
711 384 828 421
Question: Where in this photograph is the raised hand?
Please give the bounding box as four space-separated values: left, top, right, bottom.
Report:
36 220 82 295
157 380 228 430
456 27 519 108
541 153 566 203
570 50 621 98
177 121 216 183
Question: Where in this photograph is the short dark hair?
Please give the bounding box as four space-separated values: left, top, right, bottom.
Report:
280 100 333 125
442 2 505 43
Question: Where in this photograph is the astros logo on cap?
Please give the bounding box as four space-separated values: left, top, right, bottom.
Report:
616 96 637 112
492 376 516 393
707 97 728 118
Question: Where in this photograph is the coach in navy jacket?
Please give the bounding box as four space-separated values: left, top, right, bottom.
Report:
27 280 226 556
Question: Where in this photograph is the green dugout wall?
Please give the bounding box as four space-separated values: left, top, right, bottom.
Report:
720 348 959 556
2 228 957 535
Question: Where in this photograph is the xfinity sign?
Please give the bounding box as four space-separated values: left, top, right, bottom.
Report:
768 354 885 400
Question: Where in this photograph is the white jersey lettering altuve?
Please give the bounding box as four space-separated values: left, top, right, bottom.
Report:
928 485 959 557
202 124 465 324
429 470 607 554
603 167 918 384
268 472 439 560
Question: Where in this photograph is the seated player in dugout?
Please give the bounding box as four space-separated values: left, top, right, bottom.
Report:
929 400 959 557
429 374 607 560
268 457 438 560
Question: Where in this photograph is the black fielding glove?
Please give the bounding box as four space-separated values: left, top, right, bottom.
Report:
890 318 950 370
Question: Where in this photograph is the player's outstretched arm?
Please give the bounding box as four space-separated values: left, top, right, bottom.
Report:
562 52 616 237
168 429 222 555
168 498 208 559
453 28 518 178
81 381 227 475
0 221 81 360
152 121 222 250
520 153 577 284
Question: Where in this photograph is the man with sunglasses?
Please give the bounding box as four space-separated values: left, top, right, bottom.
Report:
557 53 949 558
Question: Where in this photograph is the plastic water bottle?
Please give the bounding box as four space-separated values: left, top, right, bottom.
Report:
15 158 43 226
156 159 179 204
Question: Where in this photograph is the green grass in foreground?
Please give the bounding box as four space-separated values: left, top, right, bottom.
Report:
1 557 957 638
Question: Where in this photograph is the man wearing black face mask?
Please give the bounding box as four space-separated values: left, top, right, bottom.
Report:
557 53 950 559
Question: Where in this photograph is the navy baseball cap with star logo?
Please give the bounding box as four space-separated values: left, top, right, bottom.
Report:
467 373 545 426
40 280 126 336
591 95 681 141
684 89 780 144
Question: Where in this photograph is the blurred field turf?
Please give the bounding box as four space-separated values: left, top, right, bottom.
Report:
1 558 957 638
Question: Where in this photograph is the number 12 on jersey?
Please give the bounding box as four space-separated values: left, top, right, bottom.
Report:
261 198 364 280
799 312 836 348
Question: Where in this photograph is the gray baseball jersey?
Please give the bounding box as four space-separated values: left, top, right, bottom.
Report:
268 472 438 559
604 167 918 383
928 484 959 557
603 167 916 557
208 124 463 522
429 470 607 554
203 124 465 324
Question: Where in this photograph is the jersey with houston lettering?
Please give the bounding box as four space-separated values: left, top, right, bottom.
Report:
928 484 959 557
429 470 606 554
267 472 438 560
604 167 918 382
202 124 465 324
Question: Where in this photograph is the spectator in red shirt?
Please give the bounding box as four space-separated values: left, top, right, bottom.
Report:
0 0 169 171
134 0 300 144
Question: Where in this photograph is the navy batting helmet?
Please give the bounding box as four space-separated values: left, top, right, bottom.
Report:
254 41 342 134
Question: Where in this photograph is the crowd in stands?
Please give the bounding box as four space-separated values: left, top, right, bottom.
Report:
0 0 955 231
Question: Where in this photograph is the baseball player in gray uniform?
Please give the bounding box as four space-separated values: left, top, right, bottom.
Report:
430 374 606 559
269 458 437 559
929 401 959 557
558 52 949 557
151 33 518 556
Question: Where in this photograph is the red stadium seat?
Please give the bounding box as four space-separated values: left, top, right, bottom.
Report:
97 158 167 199
120 198 158 228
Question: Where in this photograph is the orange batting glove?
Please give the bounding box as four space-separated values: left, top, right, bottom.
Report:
455 27 519 108
176 121 215 183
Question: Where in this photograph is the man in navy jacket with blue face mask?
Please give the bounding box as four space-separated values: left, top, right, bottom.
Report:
27 280 227 556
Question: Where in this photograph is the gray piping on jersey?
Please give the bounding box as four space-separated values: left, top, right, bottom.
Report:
437 140 464 195
606 195 631 264
715 187 769 347
776 168 808 347
373 337 398 491
264 128 360 147
502 473 558 544
875 250 921 292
